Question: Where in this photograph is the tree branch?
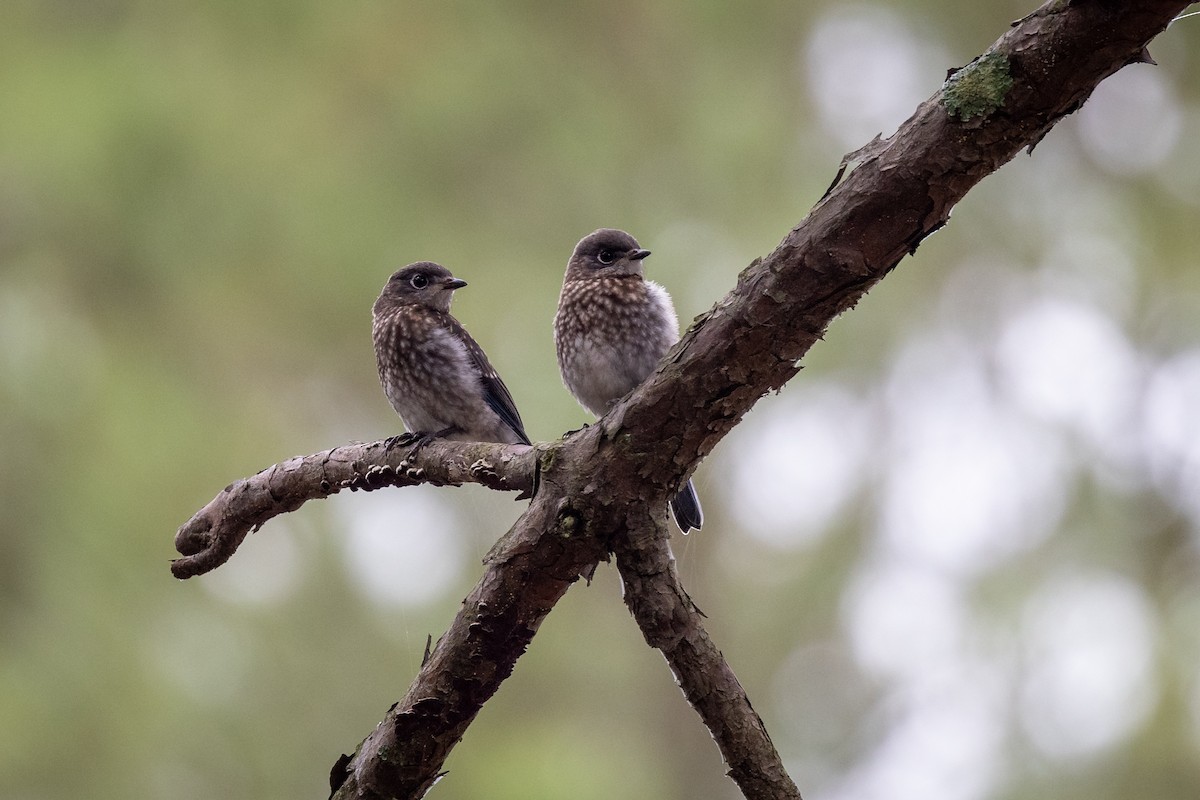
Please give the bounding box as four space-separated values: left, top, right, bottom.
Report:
171 439 535 579
614 523 802 800
329 434 612 799
598 0 1193 503
173 2 1191 798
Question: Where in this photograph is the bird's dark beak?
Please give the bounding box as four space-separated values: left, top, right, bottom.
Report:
629 249 651 261
443 278 468 290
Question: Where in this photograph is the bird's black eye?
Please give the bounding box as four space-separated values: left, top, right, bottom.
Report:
409 273 429 289
597 249 616 265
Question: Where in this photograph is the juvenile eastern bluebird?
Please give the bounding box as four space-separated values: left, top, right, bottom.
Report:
373 262 530 446
553 229 703 532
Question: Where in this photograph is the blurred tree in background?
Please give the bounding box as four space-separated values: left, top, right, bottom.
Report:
2 1 1199 798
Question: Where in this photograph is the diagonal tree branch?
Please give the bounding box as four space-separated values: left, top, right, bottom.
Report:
173 2 1192 799
614 523 801 799
327 432 614 799
597 0 1192 501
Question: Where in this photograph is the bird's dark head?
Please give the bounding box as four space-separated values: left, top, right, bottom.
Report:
374 262 467 315
565 228 651 281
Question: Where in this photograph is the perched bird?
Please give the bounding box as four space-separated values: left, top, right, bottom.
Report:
372 262 530 446
554 229 703 532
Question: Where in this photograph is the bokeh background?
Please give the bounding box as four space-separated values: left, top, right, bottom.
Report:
4 1 1200 798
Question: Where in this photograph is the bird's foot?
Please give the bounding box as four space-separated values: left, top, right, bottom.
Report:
387 427 455 462
383 432 420 451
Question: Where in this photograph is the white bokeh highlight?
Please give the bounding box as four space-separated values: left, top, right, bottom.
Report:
822 656 1008 800
727 384 873 548
881 332 1069 575
995 296 1145 481
1143 349 1200 526
1018 570 1157 759
1078 66 1183 176
338 485 467 607
803 5 946 148
842 560 966 682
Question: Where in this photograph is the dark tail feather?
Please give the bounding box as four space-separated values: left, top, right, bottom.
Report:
669 479 703 534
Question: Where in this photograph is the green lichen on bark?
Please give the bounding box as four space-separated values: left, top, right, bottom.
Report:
943 53 1014 121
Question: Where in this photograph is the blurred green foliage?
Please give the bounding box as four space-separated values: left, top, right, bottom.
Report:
2 2 1200 799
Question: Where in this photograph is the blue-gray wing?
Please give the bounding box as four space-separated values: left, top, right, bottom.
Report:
444 317 531 445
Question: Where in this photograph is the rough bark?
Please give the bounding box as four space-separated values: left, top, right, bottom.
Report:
595 0 1188 500
173 439 535 579
171 2 1192 799
614 524 801 798
333 443 611 799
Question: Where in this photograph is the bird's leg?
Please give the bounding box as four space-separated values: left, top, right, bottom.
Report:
388 427 456 463
383 432 420 451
